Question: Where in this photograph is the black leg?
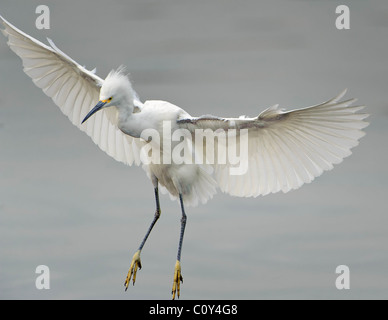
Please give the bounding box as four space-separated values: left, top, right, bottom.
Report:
177 194 187 261
172 194 186 299
124 185 161 290
138 186 161 251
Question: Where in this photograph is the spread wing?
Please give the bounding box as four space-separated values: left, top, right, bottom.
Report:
178 90 369 197
1 16 143 166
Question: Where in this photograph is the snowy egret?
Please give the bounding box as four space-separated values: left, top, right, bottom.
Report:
1 16 368 299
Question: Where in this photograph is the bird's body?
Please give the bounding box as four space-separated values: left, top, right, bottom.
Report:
120 100 188 138
1 15 368 299
120 99 217 204
94 70 217 205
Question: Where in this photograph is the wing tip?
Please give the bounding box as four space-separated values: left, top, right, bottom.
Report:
340 88 348 98
327 88 348 105
0 15 18 35
0 14 9 35
0 14 7 24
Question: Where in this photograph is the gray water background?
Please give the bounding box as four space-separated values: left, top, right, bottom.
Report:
0 0 387 299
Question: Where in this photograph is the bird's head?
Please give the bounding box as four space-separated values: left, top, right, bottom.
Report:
82 67 134 124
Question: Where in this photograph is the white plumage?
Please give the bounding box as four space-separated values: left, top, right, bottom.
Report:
0 16 368 205
1 16 368 298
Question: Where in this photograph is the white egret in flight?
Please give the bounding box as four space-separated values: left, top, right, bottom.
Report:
1 16 368 299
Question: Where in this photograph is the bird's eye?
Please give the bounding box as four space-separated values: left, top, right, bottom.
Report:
108 97 112 102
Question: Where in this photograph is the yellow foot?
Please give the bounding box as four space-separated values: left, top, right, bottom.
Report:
124 250 142 290
171 260 183 300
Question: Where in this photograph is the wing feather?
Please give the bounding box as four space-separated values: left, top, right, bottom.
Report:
179 91 368 197
1 16 142 166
